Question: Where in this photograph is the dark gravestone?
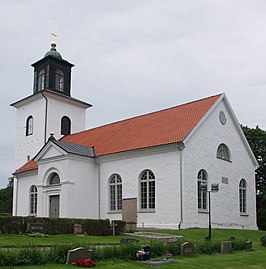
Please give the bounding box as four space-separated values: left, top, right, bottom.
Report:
73 224 83 235
245 241 253 251
120 238 139 244
27 223 45 233
260 235 266 246
221 241 232 254
181 242 195 256
66 247 93 264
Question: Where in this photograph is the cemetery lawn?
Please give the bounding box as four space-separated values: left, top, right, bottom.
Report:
0 234 130 248
0 228 265 268
0 228 265 248
1 243 266 269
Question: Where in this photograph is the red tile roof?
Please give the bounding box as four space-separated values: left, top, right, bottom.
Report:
14 159 38 174
14 94 222 174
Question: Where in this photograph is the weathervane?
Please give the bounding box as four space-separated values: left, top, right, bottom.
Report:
51 32 57 46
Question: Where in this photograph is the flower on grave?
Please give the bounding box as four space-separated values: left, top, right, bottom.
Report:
136 249 146 258
164 250 173 259
72 259 96 267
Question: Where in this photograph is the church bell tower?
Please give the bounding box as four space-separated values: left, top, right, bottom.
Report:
11 40 92 170
32 41 74 96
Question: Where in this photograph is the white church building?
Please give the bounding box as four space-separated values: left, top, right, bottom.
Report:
12 42 258 230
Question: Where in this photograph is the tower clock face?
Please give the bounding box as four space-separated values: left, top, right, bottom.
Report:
219 111 227 125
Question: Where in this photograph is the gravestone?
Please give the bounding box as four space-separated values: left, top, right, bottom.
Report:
110 221 118 236
228 236 236 241
66 247 93 264
73 224 83 235
221 241 232 254
120 238 139 244
260 235 266 246
181 242 195 256
245 241 253 251
27 223 45 234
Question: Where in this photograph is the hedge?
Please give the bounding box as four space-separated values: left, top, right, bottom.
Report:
0 239 248 266
0 216 125 235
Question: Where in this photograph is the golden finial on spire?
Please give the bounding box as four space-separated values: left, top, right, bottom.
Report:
51 32 57 47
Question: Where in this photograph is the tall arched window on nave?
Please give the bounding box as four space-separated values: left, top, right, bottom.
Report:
239 179 247 214
139 170 155 210
197 169 208 211
29 185 37 216
109 174 122 211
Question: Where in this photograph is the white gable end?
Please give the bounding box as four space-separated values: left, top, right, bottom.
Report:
35 142 67 162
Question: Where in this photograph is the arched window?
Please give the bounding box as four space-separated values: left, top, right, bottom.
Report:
217 143 231 161
239 179 247 214
140 170 155 210
197 169 208 211
38 69 45 91
109 174 122 211
61 116 71 135
55 69 64 92
49 173 60 185
30 185 37 215
26 116 33 136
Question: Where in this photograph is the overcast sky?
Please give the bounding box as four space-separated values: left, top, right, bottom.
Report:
0 0 266 188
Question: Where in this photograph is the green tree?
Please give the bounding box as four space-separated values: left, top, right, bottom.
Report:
242 125 266 230
0 177 13 214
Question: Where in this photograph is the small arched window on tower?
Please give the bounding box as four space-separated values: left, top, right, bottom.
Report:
37 69 45 91
61 116 71 135
26 116 33 136
55 69 64 92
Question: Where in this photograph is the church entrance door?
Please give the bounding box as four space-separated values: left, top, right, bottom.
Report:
49 195 60 218
122 198 137 223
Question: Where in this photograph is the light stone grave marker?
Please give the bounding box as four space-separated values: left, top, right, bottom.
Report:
73 224 83 235
221 241 232 254
66 247 93 264
260 235 266 247
245 241 253 251
181 242 195 256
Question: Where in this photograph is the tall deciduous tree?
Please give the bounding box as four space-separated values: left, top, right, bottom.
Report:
242 125 266 230
0 177 13 214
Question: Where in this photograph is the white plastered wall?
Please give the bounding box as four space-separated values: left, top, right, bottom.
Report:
98 145 182 229
36 154 98 219
14 96 46 169
13 92 88 171
182 99 257 230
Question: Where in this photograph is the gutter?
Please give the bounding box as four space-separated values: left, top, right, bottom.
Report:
40 91 48 143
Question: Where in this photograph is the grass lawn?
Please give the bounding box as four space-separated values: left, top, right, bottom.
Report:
1 228 264 248
0 228 265 268
1 244 266 269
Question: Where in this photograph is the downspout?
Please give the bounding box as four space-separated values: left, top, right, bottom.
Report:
12 176 18 216
94 147 101 219
177 143 185 229
40 91 48 144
